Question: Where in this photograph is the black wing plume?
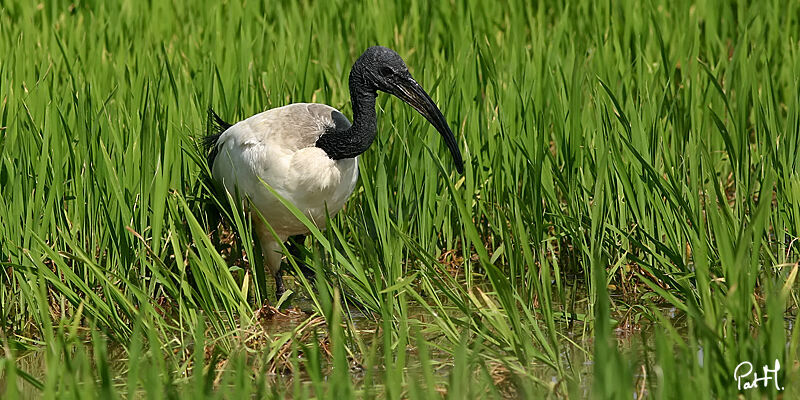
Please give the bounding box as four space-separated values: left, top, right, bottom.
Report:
205 106 232 167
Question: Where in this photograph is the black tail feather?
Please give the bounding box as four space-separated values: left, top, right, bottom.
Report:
205 106 233 166
199 106 233 234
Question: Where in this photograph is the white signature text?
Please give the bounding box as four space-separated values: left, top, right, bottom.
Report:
733 359 783 391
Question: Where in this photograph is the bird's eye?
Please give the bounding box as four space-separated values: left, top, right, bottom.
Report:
379 66 394 77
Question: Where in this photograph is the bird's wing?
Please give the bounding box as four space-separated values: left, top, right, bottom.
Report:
209 103 352 191
234 103 350 151
209 103 350 154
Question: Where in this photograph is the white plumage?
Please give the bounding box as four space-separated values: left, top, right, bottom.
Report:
210 104 358 292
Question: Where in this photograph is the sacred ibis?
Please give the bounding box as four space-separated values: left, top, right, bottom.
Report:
204 46 464 296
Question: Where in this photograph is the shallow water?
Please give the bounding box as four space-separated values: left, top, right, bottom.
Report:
1 279 687 398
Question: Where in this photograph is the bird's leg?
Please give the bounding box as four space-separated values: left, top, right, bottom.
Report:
267 242 285 298
285 235 314 278
253 219 286 298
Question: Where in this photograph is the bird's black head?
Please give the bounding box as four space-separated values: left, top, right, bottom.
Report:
351 46 464 174
353 46 412 91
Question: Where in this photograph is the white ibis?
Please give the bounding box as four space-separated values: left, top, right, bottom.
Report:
204 46 464 296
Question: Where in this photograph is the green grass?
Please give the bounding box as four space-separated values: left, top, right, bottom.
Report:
1 0 799 398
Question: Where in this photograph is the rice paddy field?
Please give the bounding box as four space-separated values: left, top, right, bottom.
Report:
1 0 799 398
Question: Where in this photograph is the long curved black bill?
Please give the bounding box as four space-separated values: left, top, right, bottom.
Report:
393 77 464 174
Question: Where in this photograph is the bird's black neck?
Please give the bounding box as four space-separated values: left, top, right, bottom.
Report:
316 68 378 160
